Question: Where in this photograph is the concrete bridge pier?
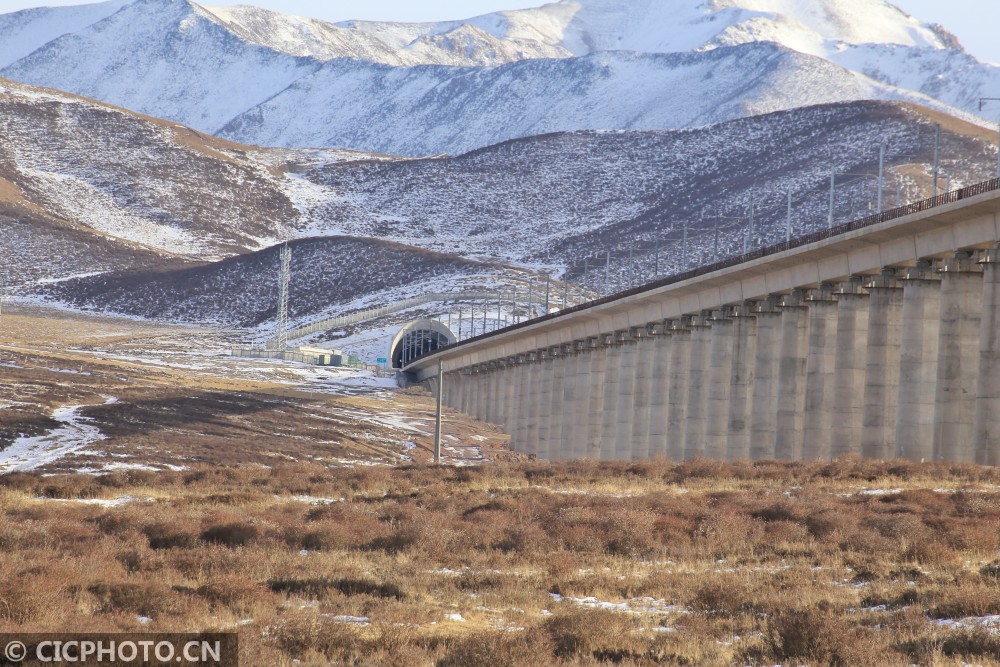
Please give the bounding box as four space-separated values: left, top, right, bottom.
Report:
750 297 782 460
727 304 757 460
934 254 982 462
776 291 808 460
666 321 691 460
476 367 488 422
491 362 505 426
563 341 587 459
684 315 712 459
896 261 942 461
861 270 903 459
975 246 1000 465
486 366 497 423
803 284 838 461
600 334 626 460
831 278 869 458
647 325 672 458
614 332 641 461
631 327 656 461
545 346 567 460
523 353 542 457
503 360 517 431
586 337 609 459
705 311 734 460
536 350 556 460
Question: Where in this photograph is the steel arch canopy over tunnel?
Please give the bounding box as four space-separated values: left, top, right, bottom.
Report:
390 319 456 369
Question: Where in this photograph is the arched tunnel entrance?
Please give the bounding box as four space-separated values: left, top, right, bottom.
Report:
390 319 457 369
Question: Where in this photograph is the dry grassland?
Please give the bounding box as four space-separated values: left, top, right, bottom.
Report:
0 460 999 666
2 308 1000 665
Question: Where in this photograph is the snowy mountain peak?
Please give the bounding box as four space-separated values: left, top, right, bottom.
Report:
516 0 953 59
0 0 997 157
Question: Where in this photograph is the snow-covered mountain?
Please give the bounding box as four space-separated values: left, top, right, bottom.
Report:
1 0 998 155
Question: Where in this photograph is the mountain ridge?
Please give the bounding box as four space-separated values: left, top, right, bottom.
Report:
1 0 997 155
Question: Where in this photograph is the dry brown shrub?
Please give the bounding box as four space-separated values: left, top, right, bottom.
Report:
695 512 763 558
926 583 1000 619
268 577 405 601
143 519 199 549
264 616 365 662
36 475 103 499
542 608 641 661
689 575 756 617
765 606 867 665
200 521 259 547
197 576 271 616
804 506 857 539
838 527 896 555
0 575 66 624
96 469 160 489
904 628 1000 662
87 582 176 617
602 506 659 557
940 518 1000 553
439 628 554 667
0 472 41 493
671 457 731 481
545 550 581 580
646 627 728 666
901 539 961 566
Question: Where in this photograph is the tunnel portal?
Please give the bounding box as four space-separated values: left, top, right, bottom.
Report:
390 319 456 369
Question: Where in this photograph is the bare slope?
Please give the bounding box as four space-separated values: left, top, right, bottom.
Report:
35 236 497 327
292 101 998 277
2 83 996 302
0 77 303 267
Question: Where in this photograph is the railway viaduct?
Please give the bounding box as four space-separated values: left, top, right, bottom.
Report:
401 179 1000 463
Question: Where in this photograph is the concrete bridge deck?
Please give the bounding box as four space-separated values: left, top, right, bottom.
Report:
402 179 1000 463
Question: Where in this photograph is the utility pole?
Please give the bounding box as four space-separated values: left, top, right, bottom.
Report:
933 122 941 195
786 187 793 243
979 98 1000 179
628 245 634 288
457 307 463 340
527 278 534 320
748 202 755 249
496 291 502 330
654 238 660 277
545 275 551 312
482 298 487 331
562 278 568 310
604 251 611 295
682 220 689 269
583 258 589 290
433 360 443 464
712 216 719 261
877 142 886 213
828 169 835 228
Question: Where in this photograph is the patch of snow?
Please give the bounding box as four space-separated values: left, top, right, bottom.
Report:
0 397 116 473
33 495 148 507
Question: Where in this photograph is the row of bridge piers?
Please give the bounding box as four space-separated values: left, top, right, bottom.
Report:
432 248 1000 463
